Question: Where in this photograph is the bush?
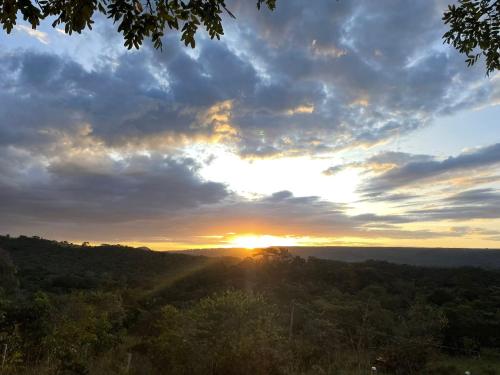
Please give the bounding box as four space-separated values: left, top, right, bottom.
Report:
146 290 289 375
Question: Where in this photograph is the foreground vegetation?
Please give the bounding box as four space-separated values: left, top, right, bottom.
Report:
0 235 500 374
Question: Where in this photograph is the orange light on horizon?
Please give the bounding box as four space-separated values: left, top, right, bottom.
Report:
228 235 299 249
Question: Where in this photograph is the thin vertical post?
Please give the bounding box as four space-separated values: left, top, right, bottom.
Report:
125 353 132 373
2 344 7 368
288 301 295 340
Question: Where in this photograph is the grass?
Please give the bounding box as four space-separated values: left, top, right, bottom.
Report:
427 352 500 375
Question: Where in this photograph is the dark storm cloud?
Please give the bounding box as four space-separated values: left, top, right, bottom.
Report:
362 143 500 194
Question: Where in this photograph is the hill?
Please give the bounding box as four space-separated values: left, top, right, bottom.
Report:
178 246 500 269
0 235 223 292
0 235 500 374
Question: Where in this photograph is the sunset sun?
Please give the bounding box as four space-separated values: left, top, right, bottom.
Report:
229 235 299 249
1 0 500 372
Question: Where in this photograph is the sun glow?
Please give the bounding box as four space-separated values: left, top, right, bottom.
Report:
193 146 362 204
229 235 298 249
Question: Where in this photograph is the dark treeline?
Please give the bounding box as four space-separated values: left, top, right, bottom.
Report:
178 246 500 269
0 235 499 374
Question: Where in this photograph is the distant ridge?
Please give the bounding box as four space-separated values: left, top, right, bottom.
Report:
175 246 500 269
2 234 499 270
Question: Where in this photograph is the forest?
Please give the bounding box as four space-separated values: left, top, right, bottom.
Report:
0 235 500 374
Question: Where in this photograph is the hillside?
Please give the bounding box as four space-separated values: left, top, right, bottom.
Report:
0 235 223 292
178 246 500 269
0 235 500 374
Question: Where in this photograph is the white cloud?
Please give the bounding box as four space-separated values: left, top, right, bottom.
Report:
14 25 50 44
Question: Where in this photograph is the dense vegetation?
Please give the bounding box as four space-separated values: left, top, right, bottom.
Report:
181 246 500 269
0 235 500 374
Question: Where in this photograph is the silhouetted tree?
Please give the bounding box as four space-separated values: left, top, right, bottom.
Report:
0 0 275 49
1 0 498 73
443 0 500 74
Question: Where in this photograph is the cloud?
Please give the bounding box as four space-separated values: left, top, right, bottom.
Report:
0 152 470 244
324 151 434 176
0 151 229 225
321 144 500 224
0 134 494 244
352 188 500 223
361 143 500 194
361 192 422 204
1 1 499 246
445 188 500 204
223 0 495 156
406 188 500 221
14 25 50 44
322 165 345 176
2 0 496 159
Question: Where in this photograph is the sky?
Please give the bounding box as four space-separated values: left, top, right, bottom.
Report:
1 0 500 250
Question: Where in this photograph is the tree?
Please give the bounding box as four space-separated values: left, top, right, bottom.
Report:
0 248 18 294
146 290 288 375
0 0 275 49
443 0 500 75
378 301 448 374
1 0 499 74
43 292 125 374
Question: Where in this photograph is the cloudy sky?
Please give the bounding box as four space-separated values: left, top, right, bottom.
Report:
1 0 500 250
